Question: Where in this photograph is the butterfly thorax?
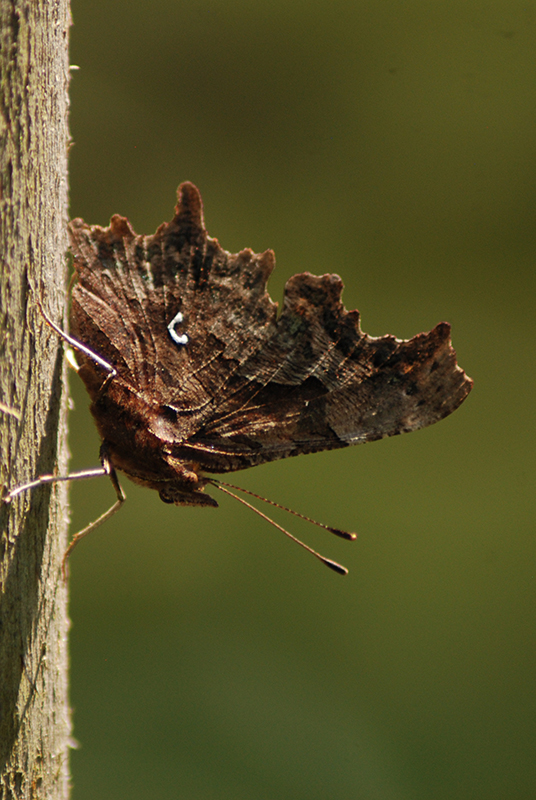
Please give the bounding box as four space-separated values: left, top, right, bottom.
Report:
81 366 217 508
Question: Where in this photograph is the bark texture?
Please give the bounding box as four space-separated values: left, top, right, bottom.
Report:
0 1 71 798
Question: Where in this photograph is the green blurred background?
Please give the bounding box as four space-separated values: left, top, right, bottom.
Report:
67 2 535 798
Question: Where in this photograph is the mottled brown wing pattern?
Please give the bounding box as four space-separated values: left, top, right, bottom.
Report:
70 185 279 419
69 182 472 482
180 279 471 472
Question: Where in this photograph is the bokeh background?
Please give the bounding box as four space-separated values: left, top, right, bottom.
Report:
67 2 535 798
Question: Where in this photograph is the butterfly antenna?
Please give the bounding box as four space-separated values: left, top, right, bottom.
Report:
210 479 357 541
35 299 116 376
210 481 349 576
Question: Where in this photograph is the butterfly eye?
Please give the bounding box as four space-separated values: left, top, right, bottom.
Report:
159 490 174 504
160 405 178 422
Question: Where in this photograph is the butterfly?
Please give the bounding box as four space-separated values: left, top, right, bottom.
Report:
5 183 473 575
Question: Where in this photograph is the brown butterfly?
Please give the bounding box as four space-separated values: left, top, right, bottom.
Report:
5 183 472 575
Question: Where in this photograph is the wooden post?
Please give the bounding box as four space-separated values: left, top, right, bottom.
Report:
0 1 71 797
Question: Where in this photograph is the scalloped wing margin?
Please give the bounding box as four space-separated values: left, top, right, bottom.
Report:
183 273 473 470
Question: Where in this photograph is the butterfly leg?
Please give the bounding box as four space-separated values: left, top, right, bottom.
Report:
2 450 126 579
61 451 126 579
2 466 110 503
0 401 21 420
